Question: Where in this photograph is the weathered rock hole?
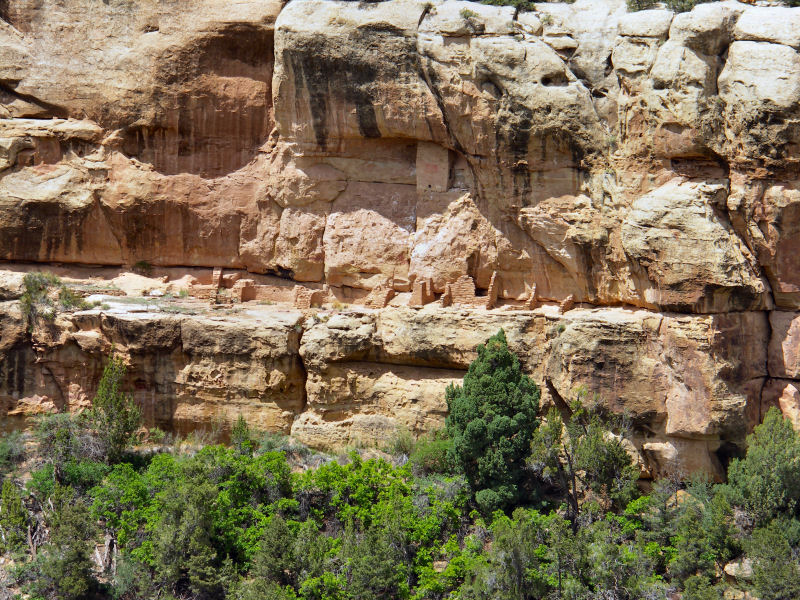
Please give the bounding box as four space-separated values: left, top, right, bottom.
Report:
541 72 568 87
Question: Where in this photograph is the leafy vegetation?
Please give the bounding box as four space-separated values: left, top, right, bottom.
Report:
0 430 26 475
445 329 539 514
132 260 153 276
4 339 800 600
721 406 800 525
0 479 28 556
529 395 638 525
19 272 91 330
88 355 142 463
626 0 714 12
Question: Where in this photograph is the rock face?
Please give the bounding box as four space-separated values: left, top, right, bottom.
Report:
0 0 799 479
0 298 306 434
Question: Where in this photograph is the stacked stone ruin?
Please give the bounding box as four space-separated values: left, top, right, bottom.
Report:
363 281 396 309
440 273 499 310
293 285 325 309
186 268 544 312
409 278 435 307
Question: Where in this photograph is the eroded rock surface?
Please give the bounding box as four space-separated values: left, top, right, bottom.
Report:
1 0 799 477
0 293 770 479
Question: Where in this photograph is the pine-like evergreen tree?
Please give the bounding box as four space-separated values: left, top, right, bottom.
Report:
90 355 141 463
445 329 540 514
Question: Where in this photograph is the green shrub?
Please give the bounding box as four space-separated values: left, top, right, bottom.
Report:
480 0 536 11
258 430 293 453
57 286 90 311
408 430 454 476
747 521 800 600
27 486 97 600
89 354 141 463
445 329 540 514
0 431 26 474
0 480 28 555
20 272 60 329
28 464 57 499
249 513 297 586
723 407 800 524
237 581 299 600
626 0 656 10
385 426 417 457
231 415 255 456
61 459 111 493
132 260 152 276
256 430 311 459
344 524 410 600
19 272 93 331
682 575 724 600
148 427 169 445
627 0 715 12
111 555 156 600
36 413 103 477
529 394 639 523
299 572 347 600
151 478 230 598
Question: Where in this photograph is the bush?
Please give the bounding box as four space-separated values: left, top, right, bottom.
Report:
724 407 800 524
112 555 156 600
20 272 60 328
132 260 152 276
258 430 294 454
627 0 715 12
61 459 111 493
20 273 90 331
231 415 255 456
747 521 800 600
0 431 26 474
256 430 312 459
409 430 454 476
250 513 296 586
150 478 230 598
528 395 639 523
57 286 90 311
344 524 410 600
36 413 103 478
0 479 28 555
445 329 540 514
89 355 141 463
682 575 724 600
385 426 416 457
480 0 536 11
147 427 171 445
27 486 97 600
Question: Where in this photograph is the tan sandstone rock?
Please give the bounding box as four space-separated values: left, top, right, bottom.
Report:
769 312 800 379
1 0 800 476
621 179 768 312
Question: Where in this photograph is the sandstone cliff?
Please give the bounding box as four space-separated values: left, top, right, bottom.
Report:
0 0 798 480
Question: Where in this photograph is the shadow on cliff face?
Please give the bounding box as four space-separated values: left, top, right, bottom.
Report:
121 23 274 179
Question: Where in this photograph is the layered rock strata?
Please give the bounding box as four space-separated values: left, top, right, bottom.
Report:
0 0 799 478
0 284 770 478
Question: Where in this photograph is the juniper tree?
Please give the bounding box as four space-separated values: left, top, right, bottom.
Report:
445 329 540 514
528 395 638 525
89 355 141 463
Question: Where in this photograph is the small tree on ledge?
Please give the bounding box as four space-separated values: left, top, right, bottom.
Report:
445 329 540 515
